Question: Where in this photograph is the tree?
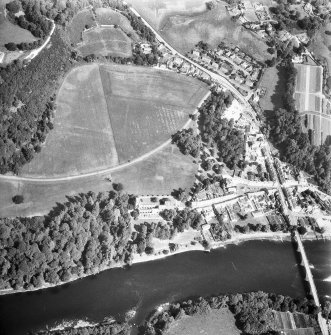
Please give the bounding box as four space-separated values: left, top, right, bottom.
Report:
12 195 24 204
5 42 17 51
113 183 124 192
6 0 20 13
298 226 307 235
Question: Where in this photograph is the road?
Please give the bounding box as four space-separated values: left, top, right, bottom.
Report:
0 91 211 183
25 19 55 61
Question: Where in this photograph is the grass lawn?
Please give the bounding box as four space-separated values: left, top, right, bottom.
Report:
66 8 96 45
112 144 198 195
95 7 139 40
21 63 208 177
0 0 36 49
0 173 112 218
260 66 286 113
78 26 132 58
165 308 241 335
21 64 119 177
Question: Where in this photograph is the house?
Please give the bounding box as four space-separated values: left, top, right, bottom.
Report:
216 49 224 56
233 56 242 65
246 65 253 73
235 74 245 84
173 56 183 67
201 54 212 64
192 49 200 58
211 61 219 71
180 62 191 73
0 52 4 63
141 43 152 54
245 79 254 88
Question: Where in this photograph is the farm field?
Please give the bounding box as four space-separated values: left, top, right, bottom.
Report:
0 0 36 49
99 63 208 163
128 0 272 61
77 26 132 58
164 308 241 335
21 64 119 178
21 63 208 177
0 173 112 218
111 144 198 196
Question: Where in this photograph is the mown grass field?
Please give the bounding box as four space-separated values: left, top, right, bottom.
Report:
164 308 241 335
99 64 208 163
78 26 132 57
67 8 96 45
0 173 112 218
128 0 272 61
21 63 208 177
21 64 119 177
95 7 139 40
0 0 36 49
112 143 198 195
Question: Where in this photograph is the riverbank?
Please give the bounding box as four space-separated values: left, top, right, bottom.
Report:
0 231 329 297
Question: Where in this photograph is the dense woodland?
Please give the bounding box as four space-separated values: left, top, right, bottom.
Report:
199 91 244 169
142 291 319 335
33 322 130 335
0 28 72 174
0 190 136 290
267 60 331 194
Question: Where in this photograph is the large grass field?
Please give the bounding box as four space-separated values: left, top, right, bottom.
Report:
127 0 272 61
95 7 139 40
0 173 112 218
21 64 208 177
259 66 286 113
112 143 198 195
21 64 119 177
77 26 132 57
0 0 36 49
67 8 96 45
99 64 208 162
165 308 241 335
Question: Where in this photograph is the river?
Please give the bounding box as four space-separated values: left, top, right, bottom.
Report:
0 240 330 335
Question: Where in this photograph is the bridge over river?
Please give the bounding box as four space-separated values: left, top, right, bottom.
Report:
294 231 328 335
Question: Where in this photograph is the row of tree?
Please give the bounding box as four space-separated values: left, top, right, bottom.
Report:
33 321 130 335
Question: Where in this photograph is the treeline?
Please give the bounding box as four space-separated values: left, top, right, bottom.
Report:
0 190 135 291
142 291 319 335
5 0 53 51
32 321 130 335
199 91 244 169
0 29 72 174
267 60 331 194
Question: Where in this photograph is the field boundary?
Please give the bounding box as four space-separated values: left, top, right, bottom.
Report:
4 90 210 182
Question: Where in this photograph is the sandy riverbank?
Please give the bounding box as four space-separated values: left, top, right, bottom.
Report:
0 231 330 296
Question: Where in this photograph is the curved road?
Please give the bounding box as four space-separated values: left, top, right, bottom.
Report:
0 91 211 182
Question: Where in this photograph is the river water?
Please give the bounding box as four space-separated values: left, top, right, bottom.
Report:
0 240 330 335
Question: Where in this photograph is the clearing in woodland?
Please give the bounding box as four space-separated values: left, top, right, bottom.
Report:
77 26 132 58
21 63 208 178
164 308 241 335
